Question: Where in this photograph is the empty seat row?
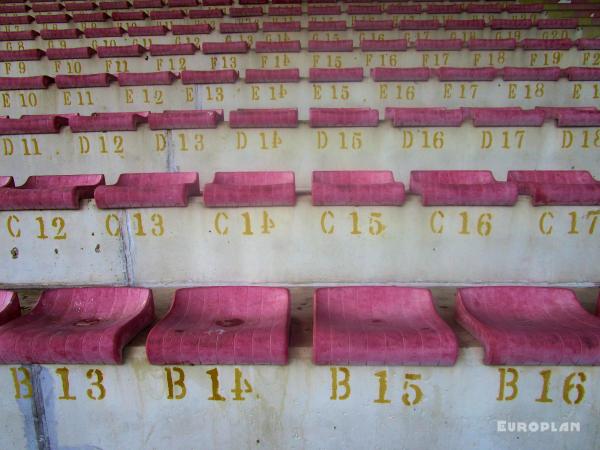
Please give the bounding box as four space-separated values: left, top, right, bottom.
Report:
2 170 600 209
2 107 599 130
0 2 582 15
2 38 598 61
0 286 599 366
2 66 599 91
0 17 592 35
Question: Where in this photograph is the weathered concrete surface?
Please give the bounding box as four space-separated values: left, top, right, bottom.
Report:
1 80 598 117
1 196 599 287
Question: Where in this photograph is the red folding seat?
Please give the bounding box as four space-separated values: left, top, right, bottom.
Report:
307 5 341 15
133 0 163 7
95 172 201 208
117 71 177 86
0 16 34 26
147 109 223 129
181 69 239 84
149 9 186 20
112 11 147 20
312 171 405 206
229 6 263 17
69 112 147 132
0 75 53 90
0 30 39 41
262 21 301 32
309 107 378 127
536 18 579 29
347 4 381 14
0 291 20 326
83 27 125 38
371 67 430 82
465 3 502 13
0 114 68 135
386 107 464 127
55 73 116 88
360 39 407 52
127 25 168 36
576 39 600 50
415 39 463 51
0 174 105 210
313 287 458 366
189 8 223 18
456 287 600 365
308 40 353 52
386 4 422 14
505 3 544 13
203 171 296 207
146 287 290 365
398 19 441 30
98 0 130 9
501 66 562 81
507 170 600 206
168 0 197 6
427 4 462 14
171 24 213 35
490 19 533 30
230 108 298 128
202 41 249 54
307 20 346 31
466 108 546 127
149 43 197 56
0 4 29 13
255 41 301 53
219 22 259 33
65 2 97 12
565 67 600 81
32 2 63 12
72 11 109 22
0 287 155 364
308 67 364 83
46 47 96 60
267 6 302 16
519 39 573 51
245 68 300 83
444 19 485 30
437 67 498 81
201 0 230 5
0 49 45 62
35 13 71 23
354 19 394 31
97 44 146 58
40 28 82 40
468 39 517 51
409 170 518 206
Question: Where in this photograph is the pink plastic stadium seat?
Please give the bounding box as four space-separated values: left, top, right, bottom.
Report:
146 287 290 365
410 170 518 206
312 171 406 206
0 174 105 210
0 291 20 326
0 287 154 364
456 287 600 365
386 108 464 127
309 108 378 127
0 114 69 135
148 110 223 129
94 172 200 208
313 287 458 366
507 170 600 205
229 108 298 128
203 171 296 207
